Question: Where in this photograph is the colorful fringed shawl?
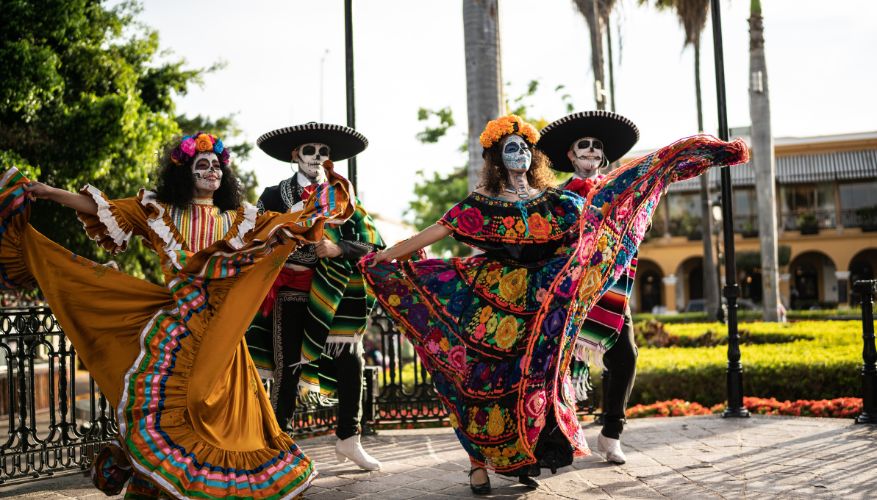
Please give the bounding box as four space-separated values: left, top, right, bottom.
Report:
247 185 384 396
298 202 384 393
561 175 637 360
360 135 748 474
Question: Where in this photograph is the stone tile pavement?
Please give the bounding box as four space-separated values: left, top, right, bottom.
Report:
3 415 876 499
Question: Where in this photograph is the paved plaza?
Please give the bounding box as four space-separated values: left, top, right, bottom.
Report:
4 415 876 499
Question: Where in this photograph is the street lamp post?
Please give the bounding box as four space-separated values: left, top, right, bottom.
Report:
344 0 357 191
710 0 749 418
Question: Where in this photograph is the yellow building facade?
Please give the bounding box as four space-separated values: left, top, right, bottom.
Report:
632 131 877 313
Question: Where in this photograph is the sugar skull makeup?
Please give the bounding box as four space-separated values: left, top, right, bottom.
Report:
293 142 330 182
191 152 223 193
501 135 532 172
569 136 605 177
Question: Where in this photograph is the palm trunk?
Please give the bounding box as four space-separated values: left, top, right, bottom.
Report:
463 0 503 194
581 0 607 110
695 40 721 321
749 1 781 321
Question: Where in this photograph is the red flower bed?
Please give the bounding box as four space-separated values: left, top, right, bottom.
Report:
625 399 716 418
626 397 863 419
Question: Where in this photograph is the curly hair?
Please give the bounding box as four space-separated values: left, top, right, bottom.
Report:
478 142 556 196
154 139 243 211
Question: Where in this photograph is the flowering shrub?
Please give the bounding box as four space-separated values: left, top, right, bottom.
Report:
626 397 863 419
625 399 716 418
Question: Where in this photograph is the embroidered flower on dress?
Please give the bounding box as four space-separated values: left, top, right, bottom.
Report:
525 390 547 418
494 316 518 349
449 345 467 372
485 315 498 333
479 305 493 323
487 405 505 437
498 268 527 303
527 212 552 239
456 207 484 234
473 323 487 340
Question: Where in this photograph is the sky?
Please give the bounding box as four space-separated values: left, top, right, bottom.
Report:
132 0 877 229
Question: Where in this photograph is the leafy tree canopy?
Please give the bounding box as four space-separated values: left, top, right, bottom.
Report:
0 0 255 283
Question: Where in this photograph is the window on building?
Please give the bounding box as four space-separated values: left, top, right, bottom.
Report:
780 184 836 230
839 180 877 228
733 189 758 234
667 193 701 237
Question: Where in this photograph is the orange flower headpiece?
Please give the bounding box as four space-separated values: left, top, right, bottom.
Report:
479 114 540 150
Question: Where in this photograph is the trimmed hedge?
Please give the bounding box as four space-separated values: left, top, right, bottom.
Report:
594 320 869 406
632 309 864 324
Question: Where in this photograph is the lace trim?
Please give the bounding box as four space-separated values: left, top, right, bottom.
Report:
227 202 257 250
80 185 133 253
139 190 184 269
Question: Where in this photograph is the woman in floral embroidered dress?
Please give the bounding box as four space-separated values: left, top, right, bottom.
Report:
0 132 353 498
361 115 748 494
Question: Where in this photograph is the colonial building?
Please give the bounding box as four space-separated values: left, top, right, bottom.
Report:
633 131 877 313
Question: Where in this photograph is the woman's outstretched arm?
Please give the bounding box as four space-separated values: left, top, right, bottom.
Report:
25 181 98 215
369 223 451 266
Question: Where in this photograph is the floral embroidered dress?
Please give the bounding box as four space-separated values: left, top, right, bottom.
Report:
360 135 748 475
0 166 353 499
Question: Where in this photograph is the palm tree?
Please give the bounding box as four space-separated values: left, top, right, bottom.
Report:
749 0 781 321
642 0 721 321
463 0 503 193
571 0 619 110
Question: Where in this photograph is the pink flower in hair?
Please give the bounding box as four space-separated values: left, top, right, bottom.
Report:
180 138 196 156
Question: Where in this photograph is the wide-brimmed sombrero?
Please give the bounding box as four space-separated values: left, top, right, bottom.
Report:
257 122 368 162
538 111 639 172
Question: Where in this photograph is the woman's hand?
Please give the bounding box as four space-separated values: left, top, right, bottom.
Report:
369 249 391 267
24 181 57 201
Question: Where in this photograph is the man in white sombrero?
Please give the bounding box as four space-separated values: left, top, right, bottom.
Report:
539 111 641 465
246 122 384 470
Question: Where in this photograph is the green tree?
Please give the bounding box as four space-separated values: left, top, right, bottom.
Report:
0 1 252 283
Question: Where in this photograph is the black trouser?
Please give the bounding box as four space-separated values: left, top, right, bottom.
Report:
272 290 364 440
600 308 637 439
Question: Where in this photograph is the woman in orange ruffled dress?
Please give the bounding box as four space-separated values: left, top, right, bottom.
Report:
0 132 352 498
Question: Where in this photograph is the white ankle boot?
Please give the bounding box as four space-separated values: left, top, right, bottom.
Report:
597 433 627 464
335 435 381 471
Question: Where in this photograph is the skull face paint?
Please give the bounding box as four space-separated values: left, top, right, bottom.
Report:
191 152 223 193
568 136 605 178
501 135 532 172
293 142 330 183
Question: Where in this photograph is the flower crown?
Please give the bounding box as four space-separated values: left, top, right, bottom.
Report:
479 114 540 149
170 132 230 166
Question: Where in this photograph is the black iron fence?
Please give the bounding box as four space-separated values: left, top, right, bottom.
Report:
0 307 117 484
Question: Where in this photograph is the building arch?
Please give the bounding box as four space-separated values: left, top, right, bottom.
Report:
849 248 877 305
788 251 837 309
675 256 704 312
632 259 664 313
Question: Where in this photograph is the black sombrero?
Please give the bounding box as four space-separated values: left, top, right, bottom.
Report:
257 122 368 162
538 111 639 172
